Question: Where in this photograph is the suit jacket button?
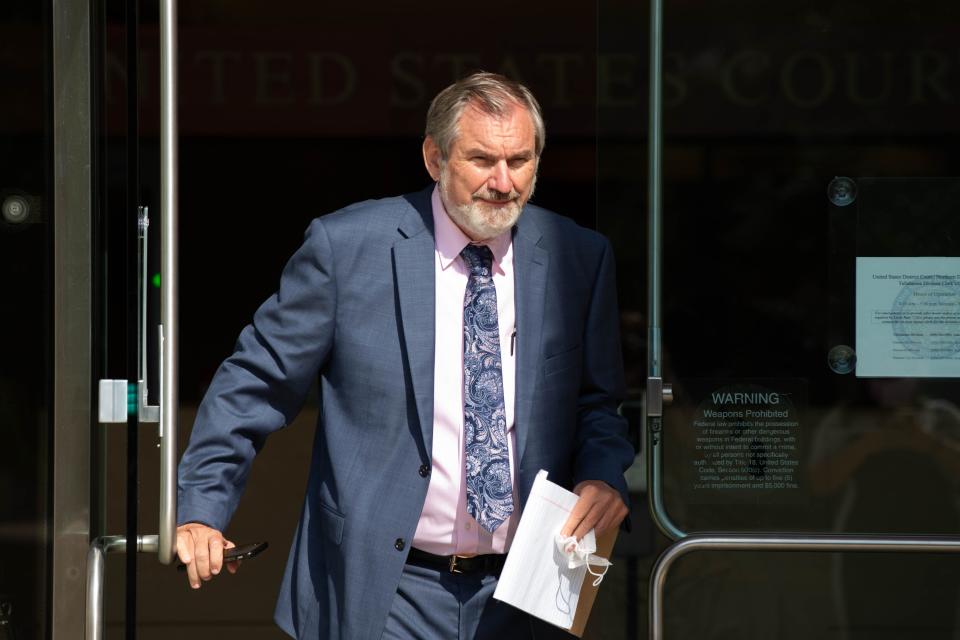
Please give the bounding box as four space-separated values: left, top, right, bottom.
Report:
394 538 405 551
419 464 430 477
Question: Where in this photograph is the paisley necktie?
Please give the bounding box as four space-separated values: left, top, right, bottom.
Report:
460 244 513 532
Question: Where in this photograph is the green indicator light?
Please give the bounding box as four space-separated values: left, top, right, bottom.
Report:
128 383 138 415
152 273 161 288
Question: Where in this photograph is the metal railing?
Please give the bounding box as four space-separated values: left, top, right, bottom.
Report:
649 533 960 639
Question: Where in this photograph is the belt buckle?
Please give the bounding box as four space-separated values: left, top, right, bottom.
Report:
448 555 466 574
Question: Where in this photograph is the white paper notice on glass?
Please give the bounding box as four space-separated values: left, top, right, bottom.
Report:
493 470 612 634
856 257 960 377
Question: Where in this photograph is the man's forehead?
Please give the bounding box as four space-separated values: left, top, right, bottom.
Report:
456 103 535 148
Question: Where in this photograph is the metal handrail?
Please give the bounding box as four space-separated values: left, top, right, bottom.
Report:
649 533 960 639
86 536 158 640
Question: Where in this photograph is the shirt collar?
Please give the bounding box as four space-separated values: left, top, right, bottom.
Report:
431 185 511 273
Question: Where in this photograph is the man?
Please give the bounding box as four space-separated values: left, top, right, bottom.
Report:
176 72 634 639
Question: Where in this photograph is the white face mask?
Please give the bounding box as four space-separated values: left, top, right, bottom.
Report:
555 531 613 587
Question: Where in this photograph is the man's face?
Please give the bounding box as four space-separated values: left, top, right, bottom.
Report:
423 102 538 241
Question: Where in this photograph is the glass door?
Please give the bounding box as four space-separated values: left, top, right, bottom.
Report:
89 0 179 636
0 0 158 637
598 0 960 637
0 2 55 637
92 0 150 636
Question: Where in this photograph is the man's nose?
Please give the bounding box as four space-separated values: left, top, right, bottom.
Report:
487 160 512 195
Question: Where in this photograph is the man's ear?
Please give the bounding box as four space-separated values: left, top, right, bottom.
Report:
422 136 442 182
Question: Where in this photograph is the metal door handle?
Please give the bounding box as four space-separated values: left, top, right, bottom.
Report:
644 0 687 544
132 0 178 566
134 0 178 566
135 0 178 565
157 0 179 567
86 536 157 640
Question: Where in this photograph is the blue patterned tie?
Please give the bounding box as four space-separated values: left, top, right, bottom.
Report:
461 244 513 532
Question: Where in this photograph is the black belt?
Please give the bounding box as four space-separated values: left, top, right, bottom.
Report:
406 547 507 575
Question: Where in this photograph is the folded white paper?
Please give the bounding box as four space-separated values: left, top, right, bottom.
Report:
493 470 611 630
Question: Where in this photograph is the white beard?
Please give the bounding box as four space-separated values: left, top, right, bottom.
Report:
438 166 536 241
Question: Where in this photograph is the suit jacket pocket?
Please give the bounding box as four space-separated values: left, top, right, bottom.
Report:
542 344 582 378
317 500 345 545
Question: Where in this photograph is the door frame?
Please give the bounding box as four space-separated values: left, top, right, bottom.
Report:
51 0 94 637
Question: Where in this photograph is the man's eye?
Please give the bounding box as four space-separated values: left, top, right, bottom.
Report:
508 158 529 169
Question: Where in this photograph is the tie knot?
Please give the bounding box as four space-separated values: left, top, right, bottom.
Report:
461 244 494 277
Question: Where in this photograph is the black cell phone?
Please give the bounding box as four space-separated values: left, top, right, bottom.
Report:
224 541 268 561
176 541 268 571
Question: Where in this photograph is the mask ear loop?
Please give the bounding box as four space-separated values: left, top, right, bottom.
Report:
585 556 612 587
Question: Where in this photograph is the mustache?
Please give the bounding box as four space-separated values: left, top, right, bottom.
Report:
472 187 520 202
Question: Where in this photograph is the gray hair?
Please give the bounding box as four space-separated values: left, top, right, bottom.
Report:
425 72 546 160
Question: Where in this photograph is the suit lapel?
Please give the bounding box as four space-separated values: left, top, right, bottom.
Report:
512 213 548 479
394 190 436 458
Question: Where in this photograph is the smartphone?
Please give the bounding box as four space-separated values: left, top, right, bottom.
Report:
176 541 268 571
224 541 268 562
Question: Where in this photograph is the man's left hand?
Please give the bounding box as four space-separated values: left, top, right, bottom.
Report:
560 480 628 540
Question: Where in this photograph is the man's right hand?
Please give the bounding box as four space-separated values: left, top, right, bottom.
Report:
176 522 239 589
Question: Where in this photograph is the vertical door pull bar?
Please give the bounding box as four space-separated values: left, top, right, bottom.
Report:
645 0 685 542
157 0 179 566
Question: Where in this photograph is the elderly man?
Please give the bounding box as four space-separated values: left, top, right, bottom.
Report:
176 72 634 639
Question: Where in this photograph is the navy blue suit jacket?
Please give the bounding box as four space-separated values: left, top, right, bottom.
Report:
177 186 634 639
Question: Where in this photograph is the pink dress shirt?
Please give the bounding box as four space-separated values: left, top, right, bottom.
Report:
411 186 519 555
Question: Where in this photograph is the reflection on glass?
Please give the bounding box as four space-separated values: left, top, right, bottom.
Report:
809 379 960 639
598 0 960 635
0 3 51 638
